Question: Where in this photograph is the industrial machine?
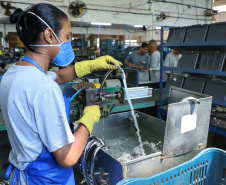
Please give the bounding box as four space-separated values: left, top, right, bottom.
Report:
65 67 212 185
73 86 212 185
69 69 153 118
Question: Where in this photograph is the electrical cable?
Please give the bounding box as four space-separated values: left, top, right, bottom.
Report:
173 6 189 26
150 0 213 10
173 4 180 26
70 88 82 102
194 0 199 24
181 0 184 11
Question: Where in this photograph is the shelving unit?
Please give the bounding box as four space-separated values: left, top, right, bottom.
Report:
164 41 226 51
159 25 226 137
162 67 226 77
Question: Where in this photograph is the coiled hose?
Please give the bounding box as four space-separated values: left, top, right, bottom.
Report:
79 136 108 185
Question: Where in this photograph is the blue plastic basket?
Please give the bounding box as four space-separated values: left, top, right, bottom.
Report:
117 148 226 185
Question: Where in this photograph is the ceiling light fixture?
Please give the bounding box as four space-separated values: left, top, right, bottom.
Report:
91 22 112 26
134 25 144 28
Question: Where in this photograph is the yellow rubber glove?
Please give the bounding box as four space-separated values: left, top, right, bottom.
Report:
74 55 122 78
74 105 101 135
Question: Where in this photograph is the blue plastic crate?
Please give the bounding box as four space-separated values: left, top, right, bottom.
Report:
100 49 111 56
100 39 118 50
117 148 226 185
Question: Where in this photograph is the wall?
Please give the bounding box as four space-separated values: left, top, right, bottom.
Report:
213 12 226 23
0 0 212 47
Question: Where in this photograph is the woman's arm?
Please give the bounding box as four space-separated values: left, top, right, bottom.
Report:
54 56 122 85
53 124 89 168
55 66 77 85
52 105 100 168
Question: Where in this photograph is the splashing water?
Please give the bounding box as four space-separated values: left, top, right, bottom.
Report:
122 77 146 156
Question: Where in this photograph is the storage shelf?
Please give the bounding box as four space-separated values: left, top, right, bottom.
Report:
163 67 226 77
164 41 226 51
139 80 166 85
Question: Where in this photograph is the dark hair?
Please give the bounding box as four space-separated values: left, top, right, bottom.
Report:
9 3 68 52
141 42 148 48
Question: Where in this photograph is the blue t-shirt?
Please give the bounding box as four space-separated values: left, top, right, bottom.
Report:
125 51 149 67
0 64 74 184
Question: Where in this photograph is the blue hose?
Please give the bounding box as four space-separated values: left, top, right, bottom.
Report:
70 88 82 102
59 81 79 87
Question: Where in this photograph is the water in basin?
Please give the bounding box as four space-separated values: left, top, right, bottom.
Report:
95 125 163 162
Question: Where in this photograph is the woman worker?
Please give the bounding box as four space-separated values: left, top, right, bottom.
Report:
0 3 122 185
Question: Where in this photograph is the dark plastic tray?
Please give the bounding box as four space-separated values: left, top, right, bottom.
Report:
183 77 205 93
197 52 225 71
165 74 184 90
203 80 226 101
197 53 209 70
177 52 199 69
167 27 187 43
206 22 226 42
184 25 208 42
212 52 225 71
206 53 215 70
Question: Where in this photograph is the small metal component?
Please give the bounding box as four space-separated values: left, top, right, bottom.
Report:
81 179 86 184
125 87 153 100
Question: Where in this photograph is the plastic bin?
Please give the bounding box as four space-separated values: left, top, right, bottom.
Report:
183 77 205 93
206 22 226 42
100 39 118 50
196 52 225 71
117 148 226 185
213 52 225 71
177 52 199 69
100 49 110 56
184 25 208 43
167 27 186 43
165 74 184 90
203 80 226 101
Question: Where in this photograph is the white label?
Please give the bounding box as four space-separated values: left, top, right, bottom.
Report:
181 114 197 133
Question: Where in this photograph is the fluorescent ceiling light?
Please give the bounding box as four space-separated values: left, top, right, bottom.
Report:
155 26 161 30
213 5 226 12
134 25 143 28
125 40 137 42
91 22 112 26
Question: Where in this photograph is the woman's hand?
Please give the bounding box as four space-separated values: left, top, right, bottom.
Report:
73 105 101 135
74 55 122 78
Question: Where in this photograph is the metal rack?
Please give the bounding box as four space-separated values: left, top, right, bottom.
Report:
159 26 226 137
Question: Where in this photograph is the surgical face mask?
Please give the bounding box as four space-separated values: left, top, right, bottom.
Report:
28 12 75 67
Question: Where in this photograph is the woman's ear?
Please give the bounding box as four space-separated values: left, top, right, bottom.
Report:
44 28 54 44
